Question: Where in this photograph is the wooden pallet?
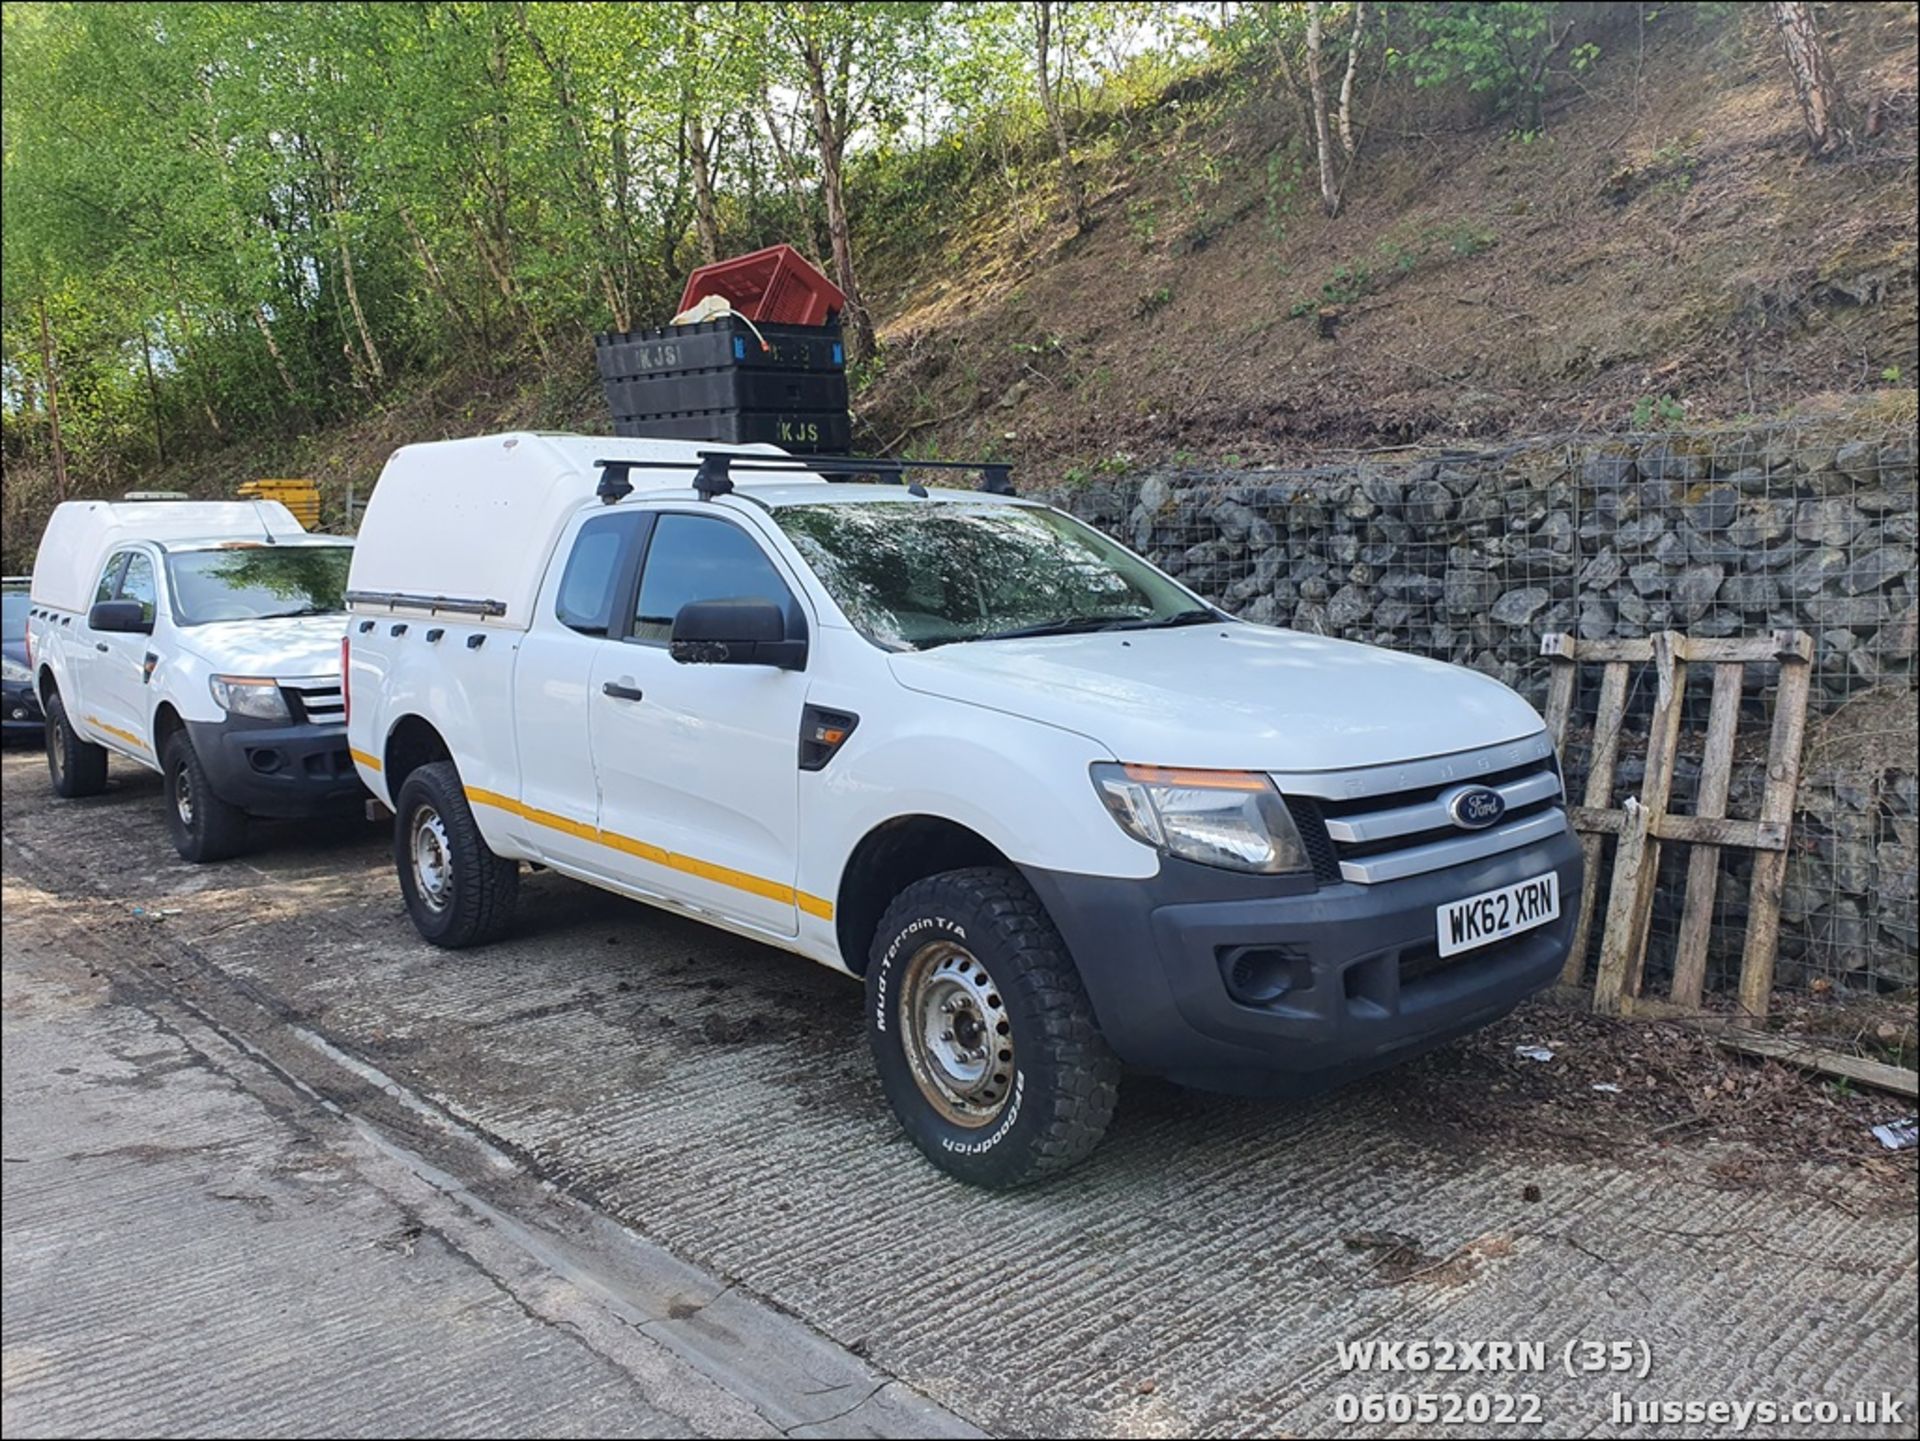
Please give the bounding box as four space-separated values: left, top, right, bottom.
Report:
1540 629 1815 1023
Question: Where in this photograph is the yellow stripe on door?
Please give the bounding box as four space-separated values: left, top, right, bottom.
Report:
85 716 150 753
464 787 835 920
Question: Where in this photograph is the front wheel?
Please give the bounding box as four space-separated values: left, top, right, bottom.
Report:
866 867 1120 1188
44 693 109 799
163 731 250 863
393 760 518 948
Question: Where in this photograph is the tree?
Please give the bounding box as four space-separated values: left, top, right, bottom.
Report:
756 3 936 363
1770 2 1854 158
1033 1 1090 232
1262 2 1368 218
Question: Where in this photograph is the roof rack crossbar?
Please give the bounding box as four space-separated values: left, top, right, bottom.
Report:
591 452 1015 495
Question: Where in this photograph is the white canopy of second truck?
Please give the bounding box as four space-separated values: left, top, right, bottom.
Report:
29 499 307 615
347 432 825 629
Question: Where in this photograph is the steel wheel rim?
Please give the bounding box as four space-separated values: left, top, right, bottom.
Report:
174 762 195 826
898 941 1014 1128
410 804 453 913
49 720 65 782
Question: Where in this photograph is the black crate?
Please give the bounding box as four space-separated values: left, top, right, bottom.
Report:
604 368 849 418
595 317 845 380
611 409 853 454
596 316 850 456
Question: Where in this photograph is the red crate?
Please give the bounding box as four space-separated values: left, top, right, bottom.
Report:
678 244 846 328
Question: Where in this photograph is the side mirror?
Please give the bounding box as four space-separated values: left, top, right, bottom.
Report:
89 600 153 635
669 599 806 670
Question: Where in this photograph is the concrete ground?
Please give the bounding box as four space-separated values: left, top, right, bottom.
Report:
2 745 1916 1439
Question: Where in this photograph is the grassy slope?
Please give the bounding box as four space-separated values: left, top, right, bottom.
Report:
3 4 1914 568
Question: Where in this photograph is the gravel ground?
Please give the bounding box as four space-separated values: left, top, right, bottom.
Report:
3 745 1915 1438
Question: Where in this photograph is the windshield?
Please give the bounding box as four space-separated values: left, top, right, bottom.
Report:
166 545 352 624
2 591 27 632
775 500 1212 650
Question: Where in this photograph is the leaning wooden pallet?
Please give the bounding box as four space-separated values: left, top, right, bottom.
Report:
1539 629 1815 1025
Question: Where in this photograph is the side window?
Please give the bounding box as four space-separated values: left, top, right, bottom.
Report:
555 512 645 636
93 554 127 606
631 515 797 646
117 552 158 624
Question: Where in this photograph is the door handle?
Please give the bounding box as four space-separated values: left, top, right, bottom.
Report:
602 680 644 701
95 642 110 652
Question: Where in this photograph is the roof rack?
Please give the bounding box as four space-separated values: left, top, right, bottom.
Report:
592 451 1013 505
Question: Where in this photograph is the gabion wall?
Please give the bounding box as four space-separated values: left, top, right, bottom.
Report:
1037 423 1918 998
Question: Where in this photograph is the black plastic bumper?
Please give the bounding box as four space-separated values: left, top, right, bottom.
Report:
1022 822 1584 1096
2 679 43 732
184 717 367 819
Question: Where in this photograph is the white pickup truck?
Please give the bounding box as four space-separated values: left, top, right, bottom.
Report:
26 499 363 861
346 432 1580 1187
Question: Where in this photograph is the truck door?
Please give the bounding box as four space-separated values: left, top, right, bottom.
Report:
508 509 650 878
93 549 162 753
588 509 808 937
78 548 155 758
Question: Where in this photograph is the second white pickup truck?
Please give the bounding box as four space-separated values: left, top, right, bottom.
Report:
346 432 1581 1187
26 499 363 861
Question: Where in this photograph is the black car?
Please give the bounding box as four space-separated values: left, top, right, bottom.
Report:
3 578 44 737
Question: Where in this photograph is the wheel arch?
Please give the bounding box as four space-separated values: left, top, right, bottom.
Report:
383 714 454 796
834 814 1019 976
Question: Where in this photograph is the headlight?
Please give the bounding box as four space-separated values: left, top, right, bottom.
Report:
1091 763 1311 875
209 675 290 721
1 656 28 684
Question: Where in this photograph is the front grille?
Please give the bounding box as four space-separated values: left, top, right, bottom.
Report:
284 682 344 725
1274 737 1567 885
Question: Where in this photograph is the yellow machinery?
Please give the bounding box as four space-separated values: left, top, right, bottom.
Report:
237 478 321 530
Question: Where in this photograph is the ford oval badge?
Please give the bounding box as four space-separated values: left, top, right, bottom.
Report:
1448 785 1506 830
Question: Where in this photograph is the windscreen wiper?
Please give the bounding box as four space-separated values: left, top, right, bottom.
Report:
1102 608 1223 631
969 614 1145 642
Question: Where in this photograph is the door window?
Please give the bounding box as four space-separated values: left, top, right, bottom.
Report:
117 552 158 624
631 514 799 646
556 512 646 635
93 554 127 605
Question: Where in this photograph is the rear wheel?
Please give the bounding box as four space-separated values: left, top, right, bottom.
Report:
44 693 108 799
393 760 518 948
865 866 1119 1188
162 730 249 863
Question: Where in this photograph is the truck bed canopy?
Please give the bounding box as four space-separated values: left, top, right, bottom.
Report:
30 500 306 614
347 432 822 629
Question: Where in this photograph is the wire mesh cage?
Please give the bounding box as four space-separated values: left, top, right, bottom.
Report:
1045 420 1917 1036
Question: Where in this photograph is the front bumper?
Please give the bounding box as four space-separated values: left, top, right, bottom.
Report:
184 717 367 819
1022 819 1584 1095
2 678 43 732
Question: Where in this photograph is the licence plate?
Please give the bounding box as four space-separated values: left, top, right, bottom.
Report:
1436 872 1560 958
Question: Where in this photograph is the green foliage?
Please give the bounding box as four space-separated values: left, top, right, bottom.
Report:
1289 218 1498 316
1631 394 1688 429
1388 3 1597 134
1133 284 1174 318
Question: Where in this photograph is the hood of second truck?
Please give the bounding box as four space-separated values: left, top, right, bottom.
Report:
178 614 347 681
887 623 1546 772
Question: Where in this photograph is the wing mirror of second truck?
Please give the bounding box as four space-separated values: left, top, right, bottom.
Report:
669 599 806 670
88 600 153 635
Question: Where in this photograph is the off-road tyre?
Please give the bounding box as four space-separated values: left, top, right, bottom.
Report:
866 866 1119 1188
162 730 250 863
393 760 518 948
44 692 109 799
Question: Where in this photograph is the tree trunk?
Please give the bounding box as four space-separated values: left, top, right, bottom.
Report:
168 280 222 436
1304 4 1341 216
35 299 70 503
252 305 303 399
399 204 479 345
688 108 721 264
761 89 828 261
800 38 874 362
1335 1 1365 159
1770 2 1853 158
140 324 166 464
1035 1 1090 232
